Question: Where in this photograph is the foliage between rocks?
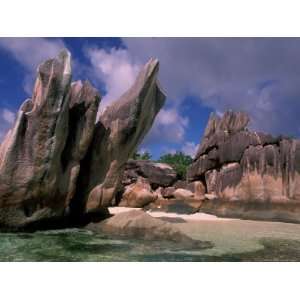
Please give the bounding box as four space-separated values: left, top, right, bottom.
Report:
158 151 193 180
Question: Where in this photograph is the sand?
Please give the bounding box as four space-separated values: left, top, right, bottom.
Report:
108 206 234 222
108 206 300 257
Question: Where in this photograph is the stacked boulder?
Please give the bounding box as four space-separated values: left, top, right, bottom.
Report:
118 159 206 213
0 50 166 230
187 111 300 223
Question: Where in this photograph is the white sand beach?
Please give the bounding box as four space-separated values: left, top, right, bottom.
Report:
108 206 234 222
108 206 300 256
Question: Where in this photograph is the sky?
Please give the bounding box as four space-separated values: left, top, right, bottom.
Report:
1 37 300 159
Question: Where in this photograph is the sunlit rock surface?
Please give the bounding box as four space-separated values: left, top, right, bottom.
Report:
86 209 212 249
0 51 165 229
188 111 300 223
69 58 166 217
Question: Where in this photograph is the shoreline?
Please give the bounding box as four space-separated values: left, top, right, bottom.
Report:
108 207 235 222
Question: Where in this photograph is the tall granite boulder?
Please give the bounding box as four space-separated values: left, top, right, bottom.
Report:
187 111 300 223
0 50 165 229
65 58 166 218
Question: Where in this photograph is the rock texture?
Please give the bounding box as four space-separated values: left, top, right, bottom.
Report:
86 210 212 249
70 58 165 218
122 159 177 188
0 50 165 229
118 177 157 208
188 111 300 223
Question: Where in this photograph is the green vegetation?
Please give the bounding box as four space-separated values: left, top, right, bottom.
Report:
158 151 193 179
132 151 152 160
131 150 193 179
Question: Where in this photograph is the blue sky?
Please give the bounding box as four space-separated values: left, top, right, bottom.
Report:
1 38 300 159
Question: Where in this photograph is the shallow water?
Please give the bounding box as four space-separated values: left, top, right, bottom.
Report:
1 218 300 261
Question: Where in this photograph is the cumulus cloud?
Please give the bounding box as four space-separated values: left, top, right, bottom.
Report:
142 108 189 147
0 108 15 142
0 38 66 94
86 46 190 145
86 47 142 113
181 141 198 158
123 38 300 137
2 108 15 124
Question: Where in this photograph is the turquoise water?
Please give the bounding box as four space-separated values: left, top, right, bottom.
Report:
0 223 300 261
0 229 213 262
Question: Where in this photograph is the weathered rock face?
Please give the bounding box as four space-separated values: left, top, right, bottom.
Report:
122 159 177 188
188 111 300 222
0 50 100 228
70 58 166 216
118 177 157 208
118 160 205 213
0 50 165 229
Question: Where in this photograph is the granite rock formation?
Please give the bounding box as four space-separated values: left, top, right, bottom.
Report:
0 50 165 229
188 111 300 223
86 209 212 249
118 159 205 212
118 177 157 208
122 159 177 188
70 58 165 217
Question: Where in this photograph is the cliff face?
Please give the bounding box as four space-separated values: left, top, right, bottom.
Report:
187 111 300 222
0 50 165 230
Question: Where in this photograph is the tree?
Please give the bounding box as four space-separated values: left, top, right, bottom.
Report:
158 151 193 179
132 151 152 160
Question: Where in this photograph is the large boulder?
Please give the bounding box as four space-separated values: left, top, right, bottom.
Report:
188 110 300 223
86 210 212 249
70 58 166 218
0 50 100 229
122 159 177 188
0 51 165 230
173 181 205 199
173 189 195 202
118 177 157 208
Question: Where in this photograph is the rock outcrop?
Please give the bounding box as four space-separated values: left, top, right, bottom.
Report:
188 111 300 223
122 159 177 188
118 177 157 208
86 210 212 249
118 160 205 212
70 58 165 218
0 50 165 230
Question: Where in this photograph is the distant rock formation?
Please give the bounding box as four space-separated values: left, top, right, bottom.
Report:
118 177 158 208
187 111 300 223
0 50 165 230
122 159 178 188
119 160 205 214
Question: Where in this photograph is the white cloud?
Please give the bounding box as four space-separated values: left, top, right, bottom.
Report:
2 109 15 124
0 38 66 142
85 45 190 148
181 141 198 158
143 108 189 146
86 47 142 114
0 38 66 94
122 38 300 137
0 108 16 143
0 38 65 71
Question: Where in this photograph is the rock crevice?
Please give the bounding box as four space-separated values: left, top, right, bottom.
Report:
188 110 300 222
0 50 165 230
